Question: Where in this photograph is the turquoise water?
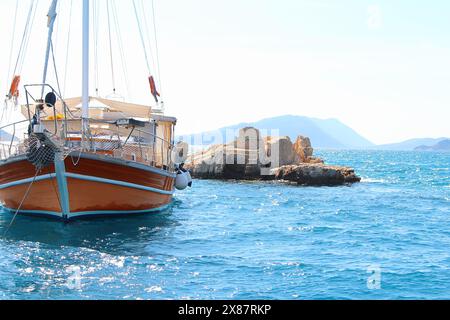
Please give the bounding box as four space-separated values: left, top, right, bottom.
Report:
0 150 449 300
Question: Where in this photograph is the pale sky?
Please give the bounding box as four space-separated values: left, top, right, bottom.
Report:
0 0 449 144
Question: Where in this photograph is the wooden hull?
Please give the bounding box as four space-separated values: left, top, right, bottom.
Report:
0 154 175 220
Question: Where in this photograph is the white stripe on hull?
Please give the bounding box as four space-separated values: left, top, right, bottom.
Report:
0 154 177 179
0 174 55 190
0 173 174 195
65 173 174 195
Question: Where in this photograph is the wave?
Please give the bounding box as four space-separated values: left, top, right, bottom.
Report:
361 177 387 183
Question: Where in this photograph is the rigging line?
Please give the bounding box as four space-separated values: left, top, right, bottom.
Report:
2 168 41 237
140 0 156 73
132 0 152 75
51 40 63 99
70 148 82 167
18 0 39 75
106 0 116 93
111 1 131 97
11 0 35 81
63 0 73 97
3 0 35 124
93 0 99 95
18 0 37 75
151 0 163 95
7 0 19 85
53 0 60 56
49 173 63 214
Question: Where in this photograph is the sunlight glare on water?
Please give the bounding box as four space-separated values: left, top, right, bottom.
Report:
0 150 449 299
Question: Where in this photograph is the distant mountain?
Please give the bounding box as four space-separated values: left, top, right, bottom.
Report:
178 115 374 149
415 139 450 152
0 130 15 142
374 138 449 151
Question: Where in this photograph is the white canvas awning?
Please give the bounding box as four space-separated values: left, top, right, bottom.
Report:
23 96 153 120
94 97 152 119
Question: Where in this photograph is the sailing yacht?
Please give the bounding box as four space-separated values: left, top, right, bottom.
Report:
0 0 189 220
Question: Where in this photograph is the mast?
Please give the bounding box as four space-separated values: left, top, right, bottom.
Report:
41 0 58 98
82 0 90 140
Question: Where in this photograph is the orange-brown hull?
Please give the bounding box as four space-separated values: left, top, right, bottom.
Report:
0 154 175 219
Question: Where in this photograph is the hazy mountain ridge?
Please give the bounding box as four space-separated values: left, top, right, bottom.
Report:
0 130 15 142
414 139 450 152
373 138 450 151
178 115 448 150
178 115 374 149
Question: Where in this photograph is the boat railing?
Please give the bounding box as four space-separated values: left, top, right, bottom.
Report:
75 125 176 171
0 119 176 172
23 83 72 137
0 120 29 161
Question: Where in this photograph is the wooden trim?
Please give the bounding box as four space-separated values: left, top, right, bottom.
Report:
67 178 172 213
65 156 174 191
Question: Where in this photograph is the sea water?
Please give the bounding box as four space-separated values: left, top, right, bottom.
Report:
0 150 449 300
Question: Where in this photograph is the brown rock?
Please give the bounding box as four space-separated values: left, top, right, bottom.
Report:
185 127 264 180
306 156 324 164
184 127 360 186
293 136 314 163
264 136 295 167
272 164 361 186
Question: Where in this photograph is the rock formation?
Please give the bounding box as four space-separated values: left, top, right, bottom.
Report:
293 136 312 162
184 127 360 186
264 136 295 166
272 164 360 186
414 139 450 152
